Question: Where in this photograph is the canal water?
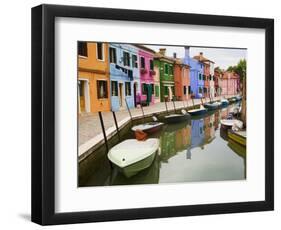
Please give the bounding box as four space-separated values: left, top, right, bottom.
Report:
80 103 246 187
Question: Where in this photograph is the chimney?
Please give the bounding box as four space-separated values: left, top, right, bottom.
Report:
173 52 177 58
199 52 203 61
184 46 190 65
159 48 166 56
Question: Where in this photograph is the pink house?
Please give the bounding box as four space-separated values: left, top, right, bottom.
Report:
137 45 156 105
221 71 240 96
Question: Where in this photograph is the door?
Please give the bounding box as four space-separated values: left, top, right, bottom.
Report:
119 83 123 107
78 80 85 112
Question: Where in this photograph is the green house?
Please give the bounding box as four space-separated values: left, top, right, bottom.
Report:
154 49 175 102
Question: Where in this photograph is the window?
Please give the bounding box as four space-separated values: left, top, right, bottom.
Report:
164 64 169 74
151 84 154 94
199 73 202 80
111 81 118 96
132 55 138 68
169 65 173 75
183 86 187 95
97 43 104 60
97 80 108 99
78 42 87 57
209 75 212 81
188 86 191 94
140 57 145 69
164 86 169 96
155 85 160 97
125 82 131 96
149 60 154 70
199 87 203 94
109 47 116 63
123 52 130 67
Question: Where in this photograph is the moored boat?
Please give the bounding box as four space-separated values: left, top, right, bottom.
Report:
220 119 243 129
108 138 160 178
132 122 164 134
228 130 246 146
220 98 229 107
188 107 207 116
204 102 219 110
164 110 191 124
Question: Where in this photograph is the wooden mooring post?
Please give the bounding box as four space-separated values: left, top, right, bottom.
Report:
112 111 121 141
98 111 109 153
172 97 177 113
125 98 133 122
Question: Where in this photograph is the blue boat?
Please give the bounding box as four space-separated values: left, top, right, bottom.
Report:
220 99 229 107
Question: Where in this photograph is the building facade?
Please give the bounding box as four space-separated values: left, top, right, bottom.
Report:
137 45 156 106
154 48 175 102
174 57 190 101
183 47 204 99
214 67 222 97
193 52 215 99
109 44 140 111
221 71 240 96
78 42 110 113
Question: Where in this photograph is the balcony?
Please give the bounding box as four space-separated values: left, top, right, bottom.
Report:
149 70 156 76
140 68 148 74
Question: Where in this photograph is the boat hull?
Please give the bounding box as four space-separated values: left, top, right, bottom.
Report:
132 122 164 134
113 152 156 178
164 114 191 124
188 108 207 116
204 103 219 111
228 130 246 146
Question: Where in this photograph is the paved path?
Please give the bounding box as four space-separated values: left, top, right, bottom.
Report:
79 95 237 147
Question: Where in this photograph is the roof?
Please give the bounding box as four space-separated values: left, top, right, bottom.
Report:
174 58 190 68
154 51 175 63
134 44 156 54
193 53 214 64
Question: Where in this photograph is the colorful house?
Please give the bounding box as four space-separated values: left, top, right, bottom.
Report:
183 47 204 99
221 71 240 96
154 48 175 102
78 42 110 113
109 44 140 111
153 56 161 103
193 52 215 99
136 45 156 105
214 67 223 96
174 55 190 101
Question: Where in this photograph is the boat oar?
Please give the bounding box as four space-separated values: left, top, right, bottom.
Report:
191 96 195 109
140 104 145 124
164 99 169 115
172 97 177 113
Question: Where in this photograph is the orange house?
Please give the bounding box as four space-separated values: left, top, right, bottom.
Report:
78 42 110 113
174 58 190 101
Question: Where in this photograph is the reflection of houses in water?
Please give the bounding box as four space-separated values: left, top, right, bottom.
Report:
160 124 191 163
214 111 220 130
191 119 205 148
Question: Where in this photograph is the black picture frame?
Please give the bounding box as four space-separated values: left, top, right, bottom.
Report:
31 4 274 225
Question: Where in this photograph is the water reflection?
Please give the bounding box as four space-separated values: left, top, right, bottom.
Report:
81 103 246 186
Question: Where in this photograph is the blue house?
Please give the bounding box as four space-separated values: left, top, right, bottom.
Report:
183 47 204 98
109 44 140 111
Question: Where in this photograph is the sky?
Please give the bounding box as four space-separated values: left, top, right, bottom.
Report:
146 45 247 70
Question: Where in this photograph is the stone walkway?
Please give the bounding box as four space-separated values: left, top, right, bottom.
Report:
79 95 237 148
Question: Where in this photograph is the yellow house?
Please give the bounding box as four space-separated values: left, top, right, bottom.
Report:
78 42 110 113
